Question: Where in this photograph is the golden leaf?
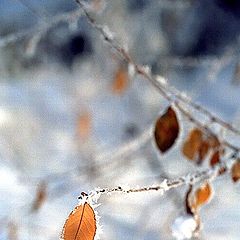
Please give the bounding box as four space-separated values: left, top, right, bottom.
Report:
62 202 96 240
182 128 203 160
198 140 210 163
195 182 212 208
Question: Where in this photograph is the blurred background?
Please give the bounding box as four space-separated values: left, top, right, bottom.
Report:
0 0 240 239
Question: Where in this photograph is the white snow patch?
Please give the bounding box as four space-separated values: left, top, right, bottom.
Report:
172 214 197 240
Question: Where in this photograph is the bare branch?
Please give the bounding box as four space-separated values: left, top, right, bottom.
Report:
0 7 83 48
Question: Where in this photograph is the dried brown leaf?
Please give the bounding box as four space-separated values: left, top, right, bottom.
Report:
182 128 203 160
62 202 96 240
31 182 47 212
185 185 194 215
154 106 179 153
209 151 220 167
111 66 129 95
231 160 240 183
198 140 210 163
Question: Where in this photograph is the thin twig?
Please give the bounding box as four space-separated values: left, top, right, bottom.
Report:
15 0 49 20
0 7 83 48
75 0 240 153
156 53 235 67
21 125 152 184
85 160 231 199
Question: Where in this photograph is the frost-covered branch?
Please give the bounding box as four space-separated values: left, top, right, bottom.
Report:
84 159 232 200
75 0 240 153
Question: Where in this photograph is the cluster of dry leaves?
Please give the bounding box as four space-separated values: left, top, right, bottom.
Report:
156 106 240 237
59 105 240 240
62 200 96 240
155 107 239 180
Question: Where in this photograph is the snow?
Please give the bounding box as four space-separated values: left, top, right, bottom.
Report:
172 214 197 240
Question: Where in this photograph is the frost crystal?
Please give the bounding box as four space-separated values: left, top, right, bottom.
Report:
128 63 136 78
172 215 197 240
141 65 151 75
156 75 167 85
154 179 169 195
102 25 114 41
179 91 191 101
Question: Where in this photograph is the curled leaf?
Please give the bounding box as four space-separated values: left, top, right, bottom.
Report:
182 128 203 160
154 106 179 153
182 129 222 165
209 151 220 167
209 148 225 175
185 185 194 215
62 202 96 240
231 160 240 183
